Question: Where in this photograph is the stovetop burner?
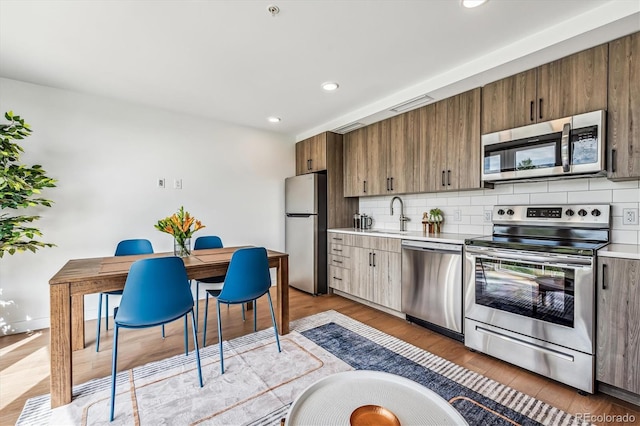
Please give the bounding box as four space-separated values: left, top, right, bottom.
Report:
466 235 608 256
465 204 611 256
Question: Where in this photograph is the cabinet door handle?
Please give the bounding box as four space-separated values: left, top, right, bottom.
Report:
369 252 372 266
386 177 390 191
364 180 367 193
539 98 543 120
332 237 343 241
332 276 342 281
332 259 343 264
333 248 342 252
447 170 451 186
611 149 617 173
530 101 534 122
602 263 607 290
372 252 376 267
390 177 394 190
442 170 446 187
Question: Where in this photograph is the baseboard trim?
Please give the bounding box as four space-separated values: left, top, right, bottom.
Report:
331 290 405 319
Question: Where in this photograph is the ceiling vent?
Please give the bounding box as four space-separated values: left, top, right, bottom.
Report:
332 122 365 134
390 94 435 113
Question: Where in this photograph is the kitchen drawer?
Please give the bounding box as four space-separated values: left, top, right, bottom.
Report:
328 233 354 246
351 235 401 252
329 253 350 269
329 243 352 258
329 265 350 292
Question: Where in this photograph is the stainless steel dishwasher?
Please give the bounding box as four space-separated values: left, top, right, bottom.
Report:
401 240 463 341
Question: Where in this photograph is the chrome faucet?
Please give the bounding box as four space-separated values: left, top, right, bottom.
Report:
390 196 409 232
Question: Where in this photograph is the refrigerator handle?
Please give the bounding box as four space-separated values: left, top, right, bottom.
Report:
286 213 313 218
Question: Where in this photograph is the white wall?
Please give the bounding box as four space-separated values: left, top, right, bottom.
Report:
0 78 294 335
360 179 640 244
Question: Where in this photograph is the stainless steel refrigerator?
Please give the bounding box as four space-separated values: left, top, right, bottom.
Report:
285 173 327 295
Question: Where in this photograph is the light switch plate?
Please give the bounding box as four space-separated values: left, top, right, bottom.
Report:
454 209 462 222
174 179 182 190
483 210 492 223
157 178 165 188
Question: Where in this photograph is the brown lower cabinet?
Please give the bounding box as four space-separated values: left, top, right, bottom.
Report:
596 256 640 395
328 232 401 312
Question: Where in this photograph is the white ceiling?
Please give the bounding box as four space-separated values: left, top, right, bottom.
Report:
1 1 639 140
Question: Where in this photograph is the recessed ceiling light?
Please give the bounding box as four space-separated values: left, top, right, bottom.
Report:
268 116 281 123
461 0 487 8
321 82 339 91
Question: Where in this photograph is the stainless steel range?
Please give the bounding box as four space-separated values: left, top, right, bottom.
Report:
464 204 610 394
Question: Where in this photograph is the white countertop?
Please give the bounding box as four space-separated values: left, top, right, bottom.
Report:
328 228 483 245
598 244 640 260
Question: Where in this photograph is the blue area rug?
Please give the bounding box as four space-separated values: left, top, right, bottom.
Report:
303 322 536 425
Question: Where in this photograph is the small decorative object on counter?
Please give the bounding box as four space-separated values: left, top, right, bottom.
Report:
155 206 206 257
353 212 361 229
360 214 373 230
422 212 429 234
428 208 444 234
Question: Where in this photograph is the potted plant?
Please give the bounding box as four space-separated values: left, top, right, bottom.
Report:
428 208 444 234
0 111 56 257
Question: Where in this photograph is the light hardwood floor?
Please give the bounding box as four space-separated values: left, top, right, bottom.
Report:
1 288 638 425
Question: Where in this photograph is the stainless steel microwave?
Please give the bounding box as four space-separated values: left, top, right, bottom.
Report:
481 110 606 183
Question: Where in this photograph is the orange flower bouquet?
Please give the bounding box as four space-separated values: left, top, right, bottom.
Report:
155 206 205 257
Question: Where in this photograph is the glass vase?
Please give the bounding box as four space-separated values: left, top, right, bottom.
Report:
174 237 191 257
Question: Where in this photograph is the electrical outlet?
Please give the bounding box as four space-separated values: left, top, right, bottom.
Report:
483 210 492 223
623 208 639 225
174 178 182 190
157 178 165 188
454 209 462 222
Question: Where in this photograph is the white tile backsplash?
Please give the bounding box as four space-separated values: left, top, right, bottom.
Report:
567 189 612 203
357 177 640 244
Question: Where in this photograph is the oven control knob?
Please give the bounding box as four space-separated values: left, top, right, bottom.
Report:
578 209 588 217
497 209 505 216
565 209 575 216
592 209 601 217
506 209 515 216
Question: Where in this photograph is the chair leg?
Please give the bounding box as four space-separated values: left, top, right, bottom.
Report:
109 324 120 422
253 300 257 332
217 300 224 374
241 304 245 321
203 293 210 347
105 294 109 330
195 281 200 330
190 310 204 387
184 315 188 356
267 292 281 353
96 293 103 352
162 324 165 339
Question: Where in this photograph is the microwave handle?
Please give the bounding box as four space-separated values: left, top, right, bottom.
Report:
561 122 571 172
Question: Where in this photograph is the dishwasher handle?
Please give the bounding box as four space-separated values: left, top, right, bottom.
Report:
401 240 462 254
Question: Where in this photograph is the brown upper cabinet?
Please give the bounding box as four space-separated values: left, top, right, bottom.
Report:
295 133 327 175
294 132 358 228
417 88 482 192
482 44 608 134
343 111 417 196
607 32 640 180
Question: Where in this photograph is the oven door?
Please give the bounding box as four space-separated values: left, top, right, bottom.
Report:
464 245 595 354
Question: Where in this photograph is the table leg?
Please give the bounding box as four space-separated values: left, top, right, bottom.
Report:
276 256 289 335
71 294 85 351
50 284 72 408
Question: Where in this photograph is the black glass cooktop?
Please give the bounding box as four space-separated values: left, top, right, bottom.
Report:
465 235 608 256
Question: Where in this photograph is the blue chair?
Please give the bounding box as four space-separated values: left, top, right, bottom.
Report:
96 239 154 351
193 236 227 326
109 256 203 421
203 247 281 373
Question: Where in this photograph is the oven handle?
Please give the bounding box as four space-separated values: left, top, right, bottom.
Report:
465 246 593 266
475 325 575 362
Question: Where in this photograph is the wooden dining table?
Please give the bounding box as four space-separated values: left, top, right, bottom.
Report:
48 246 289 408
